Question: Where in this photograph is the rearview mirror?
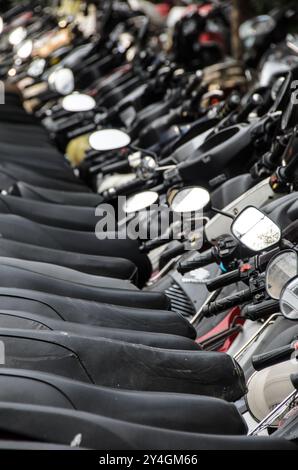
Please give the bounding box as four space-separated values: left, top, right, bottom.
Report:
16 39 33 59
28 58 46 78
9 27 27 46
62 93 96 112
89 129 131 151
48 68 75 96
280 276 298 320
169 187 210 213
265 250 298 300
231 207 281 252
124 191 159 214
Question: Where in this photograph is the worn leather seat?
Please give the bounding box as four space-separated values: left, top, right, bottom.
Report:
11 181 103 206
0 215 152 285
0 161 89 191
0 328 245 400
0 238 137 280
0 368 245 434
0 257 136 290
0 262 168 309
0 287 195 337
0 310 198 350
0 194 100 231
0 402 293 450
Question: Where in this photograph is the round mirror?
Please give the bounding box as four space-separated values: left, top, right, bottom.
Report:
266 250 298 300
231 206 281 252
280 275 298 320
170 187 210 213
62 93 96 112
16 39 33 59
89 129 131 151
239 16 276 41
48 68 75 96
28 58 46 78
124 191 159 214
9 27 27 46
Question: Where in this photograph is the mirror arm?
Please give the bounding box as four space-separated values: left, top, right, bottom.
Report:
211 206 235 219
280 238 295 250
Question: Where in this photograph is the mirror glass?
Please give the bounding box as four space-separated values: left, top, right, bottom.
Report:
231 207 281 252
9 27 27 46
28 58 46 78
89 129 131 151
62 93 96 112
16 39 33 59
280 276 298 320
170 187 210 213
48 68 75 95
266 250 298 300
124 191 159 214
239 16 275 40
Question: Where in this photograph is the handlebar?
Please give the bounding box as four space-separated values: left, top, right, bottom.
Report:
177 249 214 274
206 268 242 292
242 299 280 320
252 341 298 371
202 288 252 317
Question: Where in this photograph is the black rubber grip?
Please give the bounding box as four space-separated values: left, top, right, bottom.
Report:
102 160 130 174
202 288 252 317
177 249 214 274
103 178 146 200
252 343 297 371
141 237 169 253
206 269 241 292
242 299 280 320
68 122 97 139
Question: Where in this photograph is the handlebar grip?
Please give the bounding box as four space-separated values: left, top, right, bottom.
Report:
202 288 252 317
242 299 280 320
177 249 214 274
102 160 130 174
206 269 241 292
252 342 298 371
141 237 169 253
68 122 97 140
102 178 145 200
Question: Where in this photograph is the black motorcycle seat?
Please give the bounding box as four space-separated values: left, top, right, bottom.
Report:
0 161 90 191
0 123 52 147
0 194 99 231
0 368 246 434
0 402 293 450
0 441 80 450
0 328 246 399
12 181 103 206
0 155 78 185
0 310 198 350
0 215 152 285
211 174 255 210
0 257 136 290
0 238 137 280
0 262 168 309
264 191 298 228
0 287 194 337
0 140 67 164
